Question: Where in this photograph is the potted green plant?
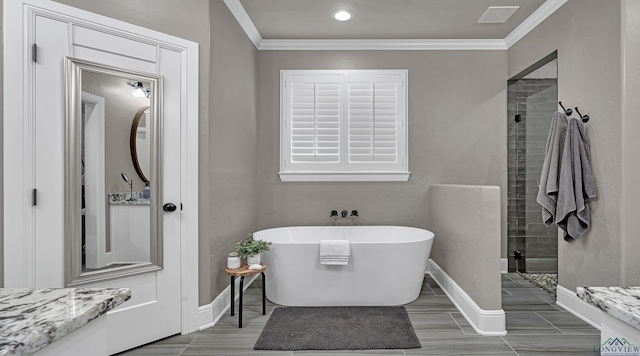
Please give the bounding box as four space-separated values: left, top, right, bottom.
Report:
235 234 271 265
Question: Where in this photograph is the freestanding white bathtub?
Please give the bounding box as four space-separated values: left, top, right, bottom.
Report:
255 226 434 306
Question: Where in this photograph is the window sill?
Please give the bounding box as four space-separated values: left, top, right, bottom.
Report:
278 172 411 182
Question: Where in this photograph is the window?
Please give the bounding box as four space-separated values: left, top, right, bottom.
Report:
279 70 410 182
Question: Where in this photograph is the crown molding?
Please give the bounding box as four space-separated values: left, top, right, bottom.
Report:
224 0 566 51
504 0 569 48
259 38 507 51
222 0 262 49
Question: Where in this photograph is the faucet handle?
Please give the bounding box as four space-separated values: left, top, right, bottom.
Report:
330 210 338 217
351 210 359 217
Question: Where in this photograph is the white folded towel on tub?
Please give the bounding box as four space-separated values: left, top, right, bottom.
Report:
319 240 351 265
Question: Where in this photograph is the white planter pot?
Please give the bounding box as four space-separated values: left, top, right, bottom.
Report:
247 253 261 265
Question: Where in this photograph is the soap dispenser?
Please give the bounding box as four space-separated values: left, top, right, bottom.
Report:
142 183 150 200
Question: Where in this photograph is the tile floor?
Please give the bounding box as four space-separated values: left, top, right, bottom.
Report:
118 274 601 355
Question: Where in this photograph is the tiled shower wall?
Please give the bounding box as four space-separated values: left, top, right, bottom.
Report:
507 79 558 273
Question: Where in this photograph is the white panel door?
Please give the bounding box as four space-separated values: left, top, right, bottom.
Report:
34 15 181 354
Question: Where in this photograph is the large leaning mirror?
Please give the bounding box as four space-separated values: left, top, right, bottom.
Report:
64 57 164 286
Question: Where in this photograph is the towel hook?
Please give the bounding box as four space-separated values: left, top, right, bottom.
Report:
574 107 590 123
558 101 573 116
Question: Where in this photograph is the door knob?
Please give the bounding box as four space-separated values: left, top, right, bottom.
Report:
163 203 177 212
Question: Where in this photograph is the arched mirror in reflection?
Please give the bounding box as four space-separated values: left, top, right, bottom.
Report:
130 106 151 185
65 57 163 285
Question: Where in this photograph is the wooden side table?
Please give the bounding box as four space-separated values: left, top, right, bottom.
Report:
224 263 267 328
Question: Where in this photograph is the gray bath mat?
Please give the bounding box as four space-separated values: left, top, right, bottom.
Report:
254 306 421 351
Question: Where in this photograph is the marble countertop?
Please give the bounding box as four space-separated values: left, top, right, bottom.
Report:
0 287 131 356
578 286 640 331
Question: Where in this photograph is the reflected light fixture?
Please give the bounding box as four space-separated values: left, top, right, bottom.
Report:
128 81 151 98
332 10 353 21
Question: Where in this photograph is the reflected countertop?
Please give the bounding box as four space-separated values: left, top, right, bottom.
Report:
108 192 150 205
0 287 131 356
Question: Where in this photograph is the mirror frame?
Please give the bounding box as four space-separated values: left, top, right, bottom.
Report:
64 57 164 286
130 106 151 185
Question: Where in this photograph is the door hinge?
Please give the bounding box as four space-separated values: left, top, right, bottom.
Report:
32 189 37 206
32 44 38 63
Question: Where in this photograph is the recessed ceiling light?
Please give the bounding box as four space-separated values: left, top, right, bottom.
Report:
332 10 353 22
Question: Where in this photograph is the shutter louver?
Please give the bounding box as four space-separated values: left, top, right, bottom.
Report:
348 80 398 163
290 82 341 163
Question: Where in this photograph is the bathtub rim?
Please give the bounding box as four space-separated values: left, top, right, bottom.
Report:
253 225 435 244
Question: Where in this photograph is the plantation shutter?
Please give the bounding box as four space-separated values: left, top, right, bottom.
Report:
284 74 342 171
280 70 409 181
347 73 404 171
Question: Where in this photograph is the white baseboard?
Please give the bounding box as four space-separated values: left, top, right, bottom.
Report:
427 260 507 336
501 258 508 274
198 274 259 330
556 285 601 330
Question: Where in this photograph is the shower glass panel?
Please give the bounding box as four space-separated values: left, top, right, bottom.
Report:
507 58 558 273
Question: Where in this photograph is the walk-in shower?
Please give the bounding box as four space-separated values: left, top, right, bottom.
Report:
507 57 558 274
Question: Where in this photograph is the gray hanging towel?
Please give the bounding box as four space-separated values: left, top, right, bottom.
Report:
536 112 569 225
556 118 597 242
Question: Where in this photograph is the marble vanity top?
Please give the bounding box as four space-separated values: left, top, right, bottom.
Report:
578 286 640 330
0 287 131 356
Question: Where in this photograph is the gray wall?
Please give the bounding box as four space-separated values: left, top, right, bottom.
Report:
257 50 508 250
508 0 625 291
428 184 502 311
206 0 259 304
621 0 640 286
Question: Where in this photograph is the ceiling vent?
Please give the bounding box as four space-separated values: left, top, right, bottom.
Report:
477 6 520 24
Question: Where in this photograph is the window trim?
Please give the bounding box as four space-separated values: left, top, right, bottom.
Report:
278 172 411 182
278 69 410 182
